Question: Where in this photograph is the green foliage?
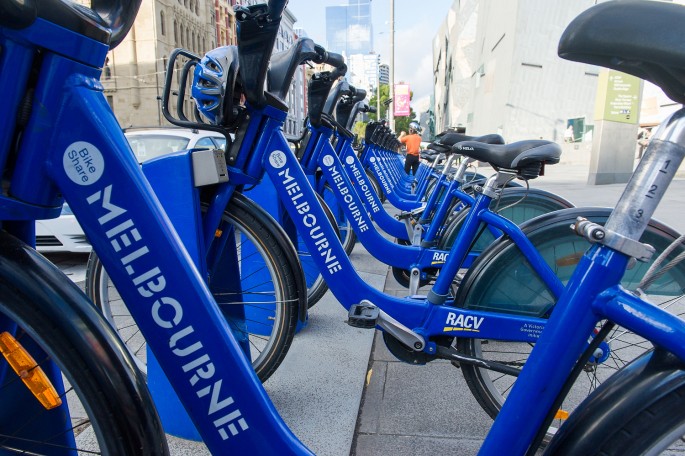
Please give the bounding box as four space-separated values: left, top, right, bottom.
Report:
352 121 367 142
366 83 417 134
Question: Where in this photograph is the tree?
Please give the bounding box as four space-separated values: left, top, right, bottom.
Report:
366 83 418 134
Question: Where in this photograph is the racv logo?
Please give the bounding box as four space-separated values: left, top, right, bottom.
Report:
443 312 484 332
431 252 449 265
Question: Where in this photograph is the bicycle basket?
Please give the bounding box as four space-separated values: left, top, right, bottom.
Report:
161 47 245 140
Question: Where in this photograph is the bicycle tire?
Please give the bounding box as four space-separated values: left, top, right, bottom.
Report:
365 170 385 203
86 194 300 383
295 192 341 308
391 188 574 289
545 349 685 456
0 231 167 455
322 183 357 256
453 207 685 444
438 187 575 254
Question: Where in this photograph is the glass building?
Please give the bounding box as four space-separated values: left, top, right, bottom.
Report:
326 0 373 56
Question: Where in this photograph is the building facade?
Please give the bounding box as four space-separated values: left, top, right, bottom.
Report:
102 0 218 128
326 0 373 57
104 0 306 133
347 53 380 97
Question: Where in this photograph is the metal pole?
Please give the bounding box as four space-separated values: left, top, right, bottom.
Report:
377 60 381 120
389 0 395 132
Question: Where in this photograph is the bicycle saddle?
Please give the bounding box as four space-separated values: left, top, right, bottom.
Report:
427 132 505 155
453 140 561 179
559 0 685 104
436 132 505 148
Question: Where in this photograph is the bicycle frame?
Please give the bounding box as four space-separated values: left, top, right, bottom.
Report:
480 109 685 455
7 4 685 456
1 18 309 455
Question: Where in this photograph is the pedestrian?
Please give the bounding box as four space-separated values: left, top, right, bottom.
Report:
399 121 422 176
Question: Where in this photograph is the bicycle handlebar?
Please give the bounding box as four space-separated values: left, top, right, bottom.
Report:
91 0 142 48
236 0 287 107
0 0 142 49
320 51 345 70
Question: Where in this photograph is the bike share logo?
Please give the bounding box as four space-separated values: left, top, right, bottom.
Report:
443 312 484 332
63 141 105 185
323 155 335 167
346 156 355 166
269 150 287 169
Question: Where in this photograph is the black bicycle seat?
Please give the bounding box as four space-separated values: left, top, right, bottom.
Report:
436 132 505 148
453 140 561 179
559 0 685 104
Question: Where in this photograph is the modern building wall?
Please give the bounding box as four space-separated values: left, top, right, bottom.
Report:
348 53 380 97
326 0 373 56
378 63 389 85
433 0 598 144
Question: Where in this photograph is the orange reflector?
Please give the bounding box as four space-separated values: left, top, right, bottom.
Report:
0 332 62 410
554 409 570 420
215 229 223 238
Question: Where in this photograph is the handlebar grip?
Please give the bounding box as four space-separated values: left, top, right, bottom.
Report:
267 0 287 19
324 51 345 69
92 0 142 48
368 105 378 113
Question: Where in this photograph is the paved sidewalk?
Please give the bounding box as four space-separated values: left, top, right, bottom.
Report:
352 161 685 456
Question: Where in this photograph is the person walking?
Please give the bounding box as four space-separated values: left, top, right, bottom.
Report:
399 121 422 176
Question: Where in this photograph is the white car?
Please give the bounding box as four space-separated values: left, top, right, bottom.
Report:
36 128 228 253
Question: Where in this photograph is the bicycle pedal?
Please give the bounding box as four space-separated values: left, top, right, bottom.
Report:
347 303 380 329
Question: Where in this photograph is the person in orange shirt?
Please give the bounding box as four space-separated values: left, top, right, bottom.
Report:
399 121 422 176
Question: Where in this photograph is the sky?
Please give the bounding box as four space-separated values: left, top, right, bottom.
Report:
285 0 454 115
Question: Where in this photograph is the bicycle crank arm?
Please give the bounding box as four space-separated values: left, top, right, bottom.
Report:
347 302 426 351
436 345 521 377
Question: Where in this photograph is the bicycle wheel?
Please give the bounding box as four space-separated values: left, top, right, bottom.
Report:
545 349 685 456
294 192 341 308
453 207 685 443
0 232 167 455
438 187 575 254
365 170 385 203
321 183 357 256
86 194 300 383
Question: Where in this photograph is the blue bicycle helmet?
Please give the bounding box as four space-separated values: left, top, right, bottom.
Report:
191 46 240 126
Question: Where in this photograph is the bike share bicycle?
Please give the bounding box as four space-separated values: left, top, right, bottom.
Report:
2 0 685 454
80 0 685 444
174 0 685 445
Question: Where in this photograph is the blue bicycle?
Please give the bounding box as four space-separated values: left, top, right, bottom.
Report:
1 0 685 454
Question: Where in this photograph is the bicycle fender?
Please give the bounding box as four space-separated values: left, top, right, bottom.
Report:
232 193 308 322
0 230 168 454
544 348 685 455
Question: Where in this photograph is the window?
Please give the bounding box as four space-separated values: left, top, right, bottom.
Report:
103 57 111 79
106 95 114 110
174 20 178 44
195 137 216 149
212 137 227 151
160 11 166 36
